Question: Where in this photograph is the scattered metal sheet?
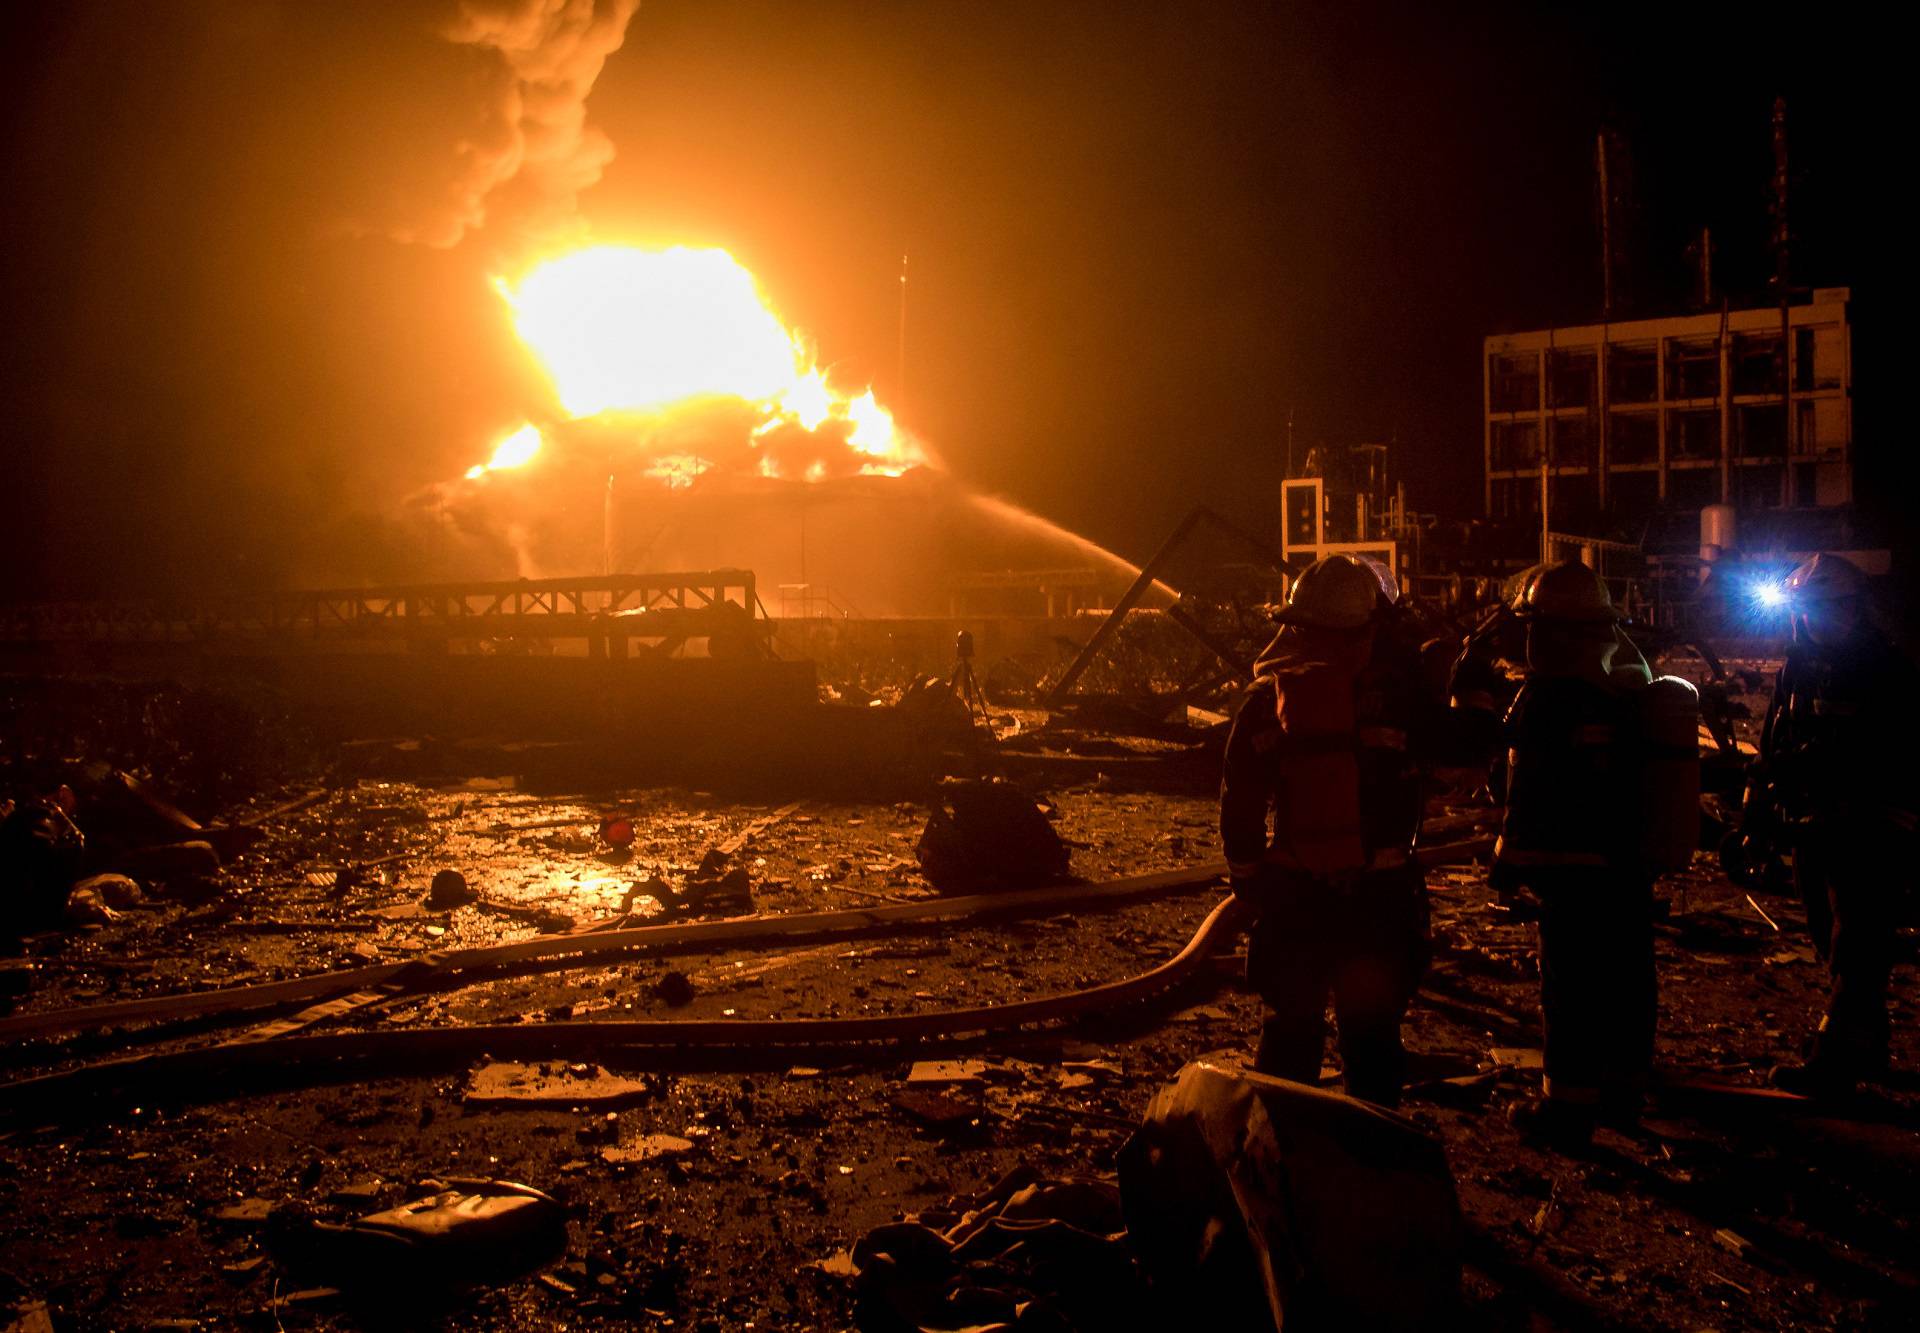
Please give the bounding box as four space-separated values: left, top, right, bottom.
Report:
600 1134 694 1164
464 1060 654 1109
906 1059 987 1086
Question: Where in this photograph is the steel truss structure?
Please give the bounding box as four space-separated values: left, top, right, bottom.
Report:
0 569 767 657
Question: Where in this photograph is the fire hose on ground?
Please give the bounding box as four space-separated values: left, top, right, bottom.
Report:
0 863 1248 1045
0 840 1500 1118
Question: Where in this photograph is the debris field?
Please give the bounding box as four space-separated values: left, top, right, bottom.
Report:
1 677 1916 1333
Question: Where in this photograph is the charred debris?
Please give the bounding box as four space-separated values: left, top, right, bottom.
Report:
0 529 1911 1333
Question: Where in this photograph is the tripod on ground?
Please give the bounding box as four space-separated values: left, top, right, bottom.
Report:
947 630 995 741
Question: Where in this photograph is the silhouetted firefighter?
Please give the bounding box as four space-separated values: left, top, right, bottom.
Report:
1752 554 1919 1096
1219 553 1460 1107
1492 562 1698 1146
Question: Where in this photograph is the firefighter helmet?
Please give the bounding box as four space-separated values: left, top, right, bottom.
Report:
1501 563 1546 611
1278 554 1382 630
1356 554 1400 607
1783 552 1869 603
1515 560 1617 623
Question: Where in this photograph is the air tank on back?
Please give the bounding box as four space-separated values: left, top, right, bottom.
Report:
1640 675 1702 873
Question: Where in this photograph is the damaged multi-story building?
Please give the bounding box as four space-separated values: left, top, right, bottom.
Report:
1482 288 1853 536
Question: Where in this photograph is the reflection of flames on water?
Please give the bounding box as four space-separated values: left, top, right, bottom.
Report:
463 245 926 488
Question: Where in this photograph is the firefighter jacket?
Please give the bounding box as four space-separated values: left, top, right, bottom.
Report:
1496 675 1637 878
1762 629 1920 830
1448 605 1524 713
1445 605 1525 767
1221 616 1454 883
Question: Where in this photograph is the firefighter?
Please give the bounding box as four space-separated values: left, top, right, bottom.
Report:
1493 561 1658 1144
1220 553 1450 1106
1759 554 1918 1095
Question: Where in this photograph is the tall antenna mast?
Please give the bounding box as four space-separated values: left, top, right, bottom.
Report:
896 251 909 417
1771 97 1792 504
1596 132 1613 320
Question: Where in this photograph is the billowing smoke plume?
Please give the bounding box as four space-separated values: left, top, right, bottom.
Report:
0 2 650 599
392 0 642 247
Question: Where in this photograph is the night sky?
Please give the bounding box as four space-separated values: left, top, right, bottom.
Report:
0 1 1878 600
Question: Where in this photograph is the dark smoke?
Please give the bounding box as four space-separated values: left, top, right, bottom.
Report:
0 1 645 600
389 0 643 248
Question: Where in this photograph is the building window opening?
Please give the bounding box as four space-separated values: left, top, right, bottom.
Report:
1489 353 1540 413
1490 420 1541 471
1608 410 1658 465
1551 415 1596 469
1607 341 1659 404
1795 397 1845 457
1664 336 1720 401
1736 463 1786 510
1732 332 1784 397
1668 467 1718 511
1492 478 1542 519
1553 472 1598 530
1796 325 1843 391
1668 408 1721 462
1737 404 1787 458
1548 349 1598 409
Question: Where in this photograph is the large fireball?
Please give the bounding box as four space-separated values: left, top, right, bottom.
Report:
480 244 923 482
464 422 543 479
501 246 801 417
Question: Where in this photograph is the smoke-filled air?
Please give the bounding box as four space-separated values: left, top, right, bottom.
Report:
392 0 644 248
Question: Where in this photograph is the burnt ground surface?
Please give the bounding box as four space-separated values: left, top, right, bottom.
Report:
2 663 1917 1332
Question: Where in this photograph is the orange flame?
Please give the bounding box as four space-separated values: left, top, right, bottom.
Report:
469 245 924 483
645 453 712 489
464 423 543 479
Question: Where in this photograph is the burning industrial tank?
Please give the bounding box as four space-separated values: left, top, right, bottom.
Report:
426 244 1153 617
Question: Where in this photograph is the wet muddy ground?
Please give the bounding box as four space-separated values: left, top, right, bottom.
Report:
3 670 1917 1332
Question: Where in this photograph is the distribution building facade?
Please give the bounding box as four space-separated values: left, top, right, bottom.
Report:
1482 289 1852 535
